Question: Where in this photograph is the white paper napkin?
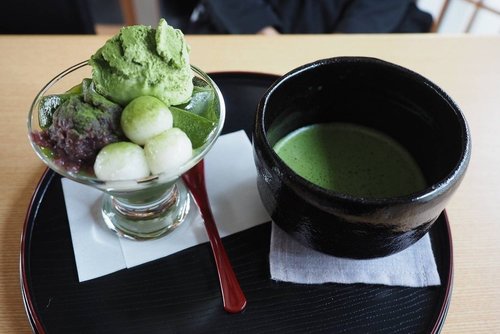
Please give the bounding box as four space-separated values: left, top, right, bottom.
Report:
270 223 441 287
61 130 270 282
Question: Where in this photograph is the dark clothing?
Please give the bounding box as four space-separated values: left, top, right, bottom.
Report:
0 0 95 34
187 0 432 34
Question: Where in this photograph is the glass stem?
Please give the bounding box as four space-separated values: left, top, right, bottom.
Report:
112 184 179 220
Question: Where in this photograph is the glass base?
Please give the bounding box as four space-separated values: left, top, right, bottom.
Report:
101 180 190 240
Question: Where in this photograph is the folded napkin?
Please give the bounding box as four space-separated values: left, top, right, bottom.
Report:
61 130 270 282
270 223 441 287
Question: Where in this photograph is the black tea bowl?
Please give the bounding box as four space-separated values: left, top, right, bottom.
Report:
253 57 471 259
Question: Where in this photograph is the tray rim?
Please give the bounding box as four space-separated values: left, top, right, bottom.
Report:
21 168 52 334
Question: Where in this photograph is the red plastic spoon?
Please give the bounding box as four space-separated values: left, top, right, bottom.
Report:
182 160 247 313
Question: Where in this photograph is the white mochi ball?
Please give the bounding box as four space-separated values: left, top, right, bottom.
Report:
94 142 150 181
121 96 173 145
144 128 193 175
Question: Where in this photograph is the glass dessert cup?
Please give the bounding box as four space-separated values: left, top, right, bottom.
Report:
28 61 226 240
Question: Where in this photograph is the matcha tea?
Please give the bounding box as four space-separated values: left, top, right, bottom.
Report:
273 123 426 198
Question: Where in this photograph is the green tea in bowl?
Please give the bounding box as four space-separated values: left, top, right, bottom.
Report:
273 122 427 198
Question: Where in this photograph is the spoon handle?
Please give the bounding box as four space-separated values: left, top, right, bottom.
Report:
182 161 247 313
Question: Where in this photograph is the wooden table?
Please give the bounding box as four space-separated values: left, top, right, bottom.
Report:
1 34 499 333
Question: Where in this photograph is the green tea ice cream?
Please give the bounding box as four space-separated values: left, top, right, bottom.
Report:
90 19 193 106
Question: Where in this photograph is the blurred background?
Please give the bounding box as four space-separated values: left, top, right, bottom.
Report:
0 0 499 35
419 0 500 33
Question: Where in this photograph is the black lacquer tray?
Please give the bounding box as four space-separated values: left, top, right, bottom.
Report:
21 72 452 334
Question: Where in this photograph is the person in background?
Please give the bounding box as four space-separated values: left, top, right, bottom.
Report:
186 0 433 34
0 0 94 34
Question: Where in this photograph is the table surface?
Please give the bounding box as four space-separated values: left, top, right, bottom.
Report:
0 33 499 333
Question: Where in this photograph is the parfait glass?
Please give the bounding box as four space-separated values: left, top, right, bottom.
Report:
28 61 225 240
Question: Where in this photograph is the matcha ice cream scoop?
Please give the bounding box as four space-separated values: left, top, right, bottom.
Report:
90 19 193 106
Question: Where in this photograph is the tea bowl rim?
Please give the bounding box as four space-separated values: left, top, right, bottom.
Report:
254 56 471 207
